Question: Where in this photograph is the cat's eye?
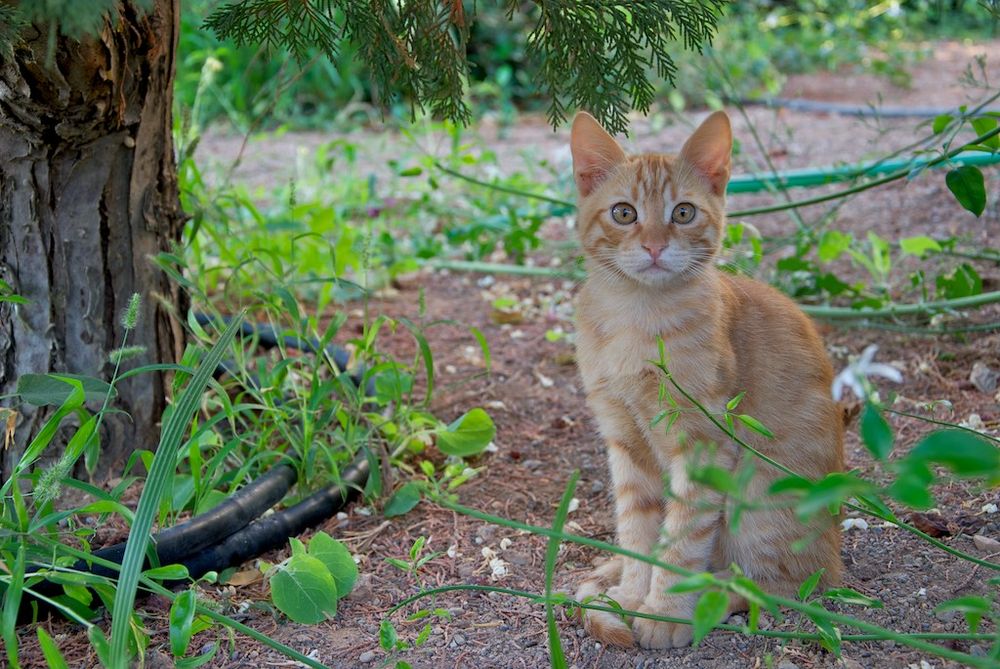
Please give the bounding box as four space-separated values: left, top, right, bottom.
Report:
611 202 638 225
671 202 696 224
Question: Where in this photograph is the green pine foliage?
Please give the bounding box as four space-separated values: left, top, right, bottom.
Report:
206 0 726 133
0 1 727 133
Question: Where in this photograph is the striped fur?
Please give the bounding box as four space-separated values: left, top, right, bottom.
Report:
570 112 844 650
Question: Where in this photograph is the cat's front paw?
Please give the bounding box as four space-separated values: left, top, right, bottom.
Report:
632 602 694 650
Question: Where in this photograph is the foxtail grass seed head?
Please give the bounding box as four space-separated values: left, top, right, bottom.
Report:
109 345 148 365
122 293 141 330
36 451 74 507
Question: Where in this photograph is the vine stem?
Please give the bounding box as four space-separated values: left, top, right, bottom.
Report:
658 368 1000 572
432 496 993 667
388 584 996 643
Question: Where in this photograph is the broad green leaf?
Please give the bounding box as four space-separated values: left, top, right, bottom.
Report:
899 235 941 258
909 429 1000 480
379 619 399 651
798 568 825 601
436 408 495 457
729 577 773 612
691 590 728 646
689 464 739 495
16 373 116 406
269 554 338 624
935 595 990 633
860 403 893 461
932 114 953 134
936 263 982 299
971 116 999 149
946 165 986 217
374 368 414 404
384 482 422 518
665 572 718 594
308 532 359 599
37 627 70 669
169 589 198 657
794 473 873 521
888 459 935 509
817 230 852 263
822 587 882 608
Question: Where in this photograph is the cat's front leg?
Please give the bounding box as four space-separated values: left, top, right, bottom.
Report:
632 441 731 649
577 397 663 646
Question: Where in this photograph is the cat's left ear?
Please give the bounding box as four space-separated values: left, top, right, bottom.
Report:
571 112 627 197
679 111 732 195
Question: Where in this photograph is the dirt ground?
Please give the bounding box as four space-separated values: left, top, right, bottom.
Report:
14 40 1000 668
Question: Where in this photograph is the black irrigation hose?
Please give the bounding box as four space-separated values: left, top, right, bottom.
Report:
81 463 298 579
736 96 1000 119
170 458 369 583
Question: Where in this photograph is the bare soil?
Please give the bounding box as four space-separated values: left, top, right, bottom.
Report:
14 40 1000 669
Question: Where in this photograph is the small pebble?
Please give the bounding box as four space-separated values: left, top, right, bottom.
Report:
358 651 376 663
453 633 466 646
590 479 605 493
973 534 1000 552
522 459 544 470
777 661 800 669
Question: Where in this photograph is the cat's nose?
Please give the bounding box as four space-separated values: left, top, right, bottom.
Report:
642 243 666 261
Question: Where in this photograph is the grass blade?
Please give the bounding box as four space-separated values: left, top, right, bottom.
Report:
108 313 244 667
545 471 579 669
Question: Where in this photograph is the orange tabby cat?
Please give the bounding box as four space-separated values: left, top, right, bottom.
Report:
570 111 844 649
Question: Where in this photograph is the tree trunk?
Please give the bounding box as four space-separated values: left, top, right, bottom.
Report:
0 0 185 482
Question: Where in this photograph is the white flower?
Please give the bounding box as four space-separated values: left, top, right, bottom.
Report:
499 537 513 551
841 518 869 531
489 557 508 580
831 345 903 401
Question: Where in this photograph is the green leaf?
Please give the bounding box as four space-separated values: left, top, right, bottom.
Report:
726 391 745 411
946 165 986 217
169 589 198 658
308 532 359 600
932 114 953 134
822 587 882 608
691 590 728 646
899 235 941 258
145 564 190 581
37 626 70 669
936 263 982 299
798 569 825 601
860 403 893 461
436 408 495 457
269 554 338 624
809 609 842 656
736 414 774 439
664 572 718 594
817 230 852 263
379 619 398 651
16 373 116 406
971 116 999 149
935 596 990 633
888 459 935 509
794 473 873 521
384 482 423 518
909 429 1000 480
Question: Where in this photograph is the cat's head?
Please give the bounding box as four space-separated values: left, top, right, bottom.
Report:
570 111 732 287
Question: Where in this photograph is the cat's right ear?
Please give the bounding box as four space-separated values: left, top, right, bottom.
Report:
571 112 626 197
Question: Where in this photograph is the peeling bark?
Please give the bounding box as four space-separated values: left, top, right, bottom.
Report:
0 0 185 481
